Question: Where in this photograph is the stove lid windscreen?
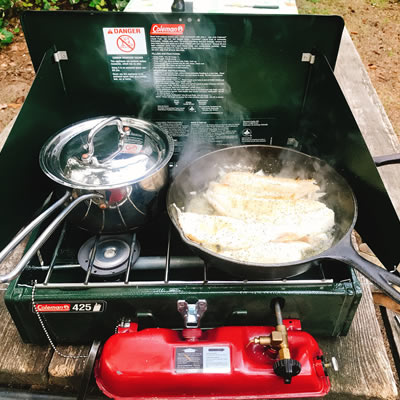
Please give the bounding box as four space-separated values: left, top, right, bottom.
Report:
20 11 344 150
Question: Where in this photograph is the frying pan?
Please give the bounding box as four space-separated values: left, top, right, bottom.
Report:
167 145 400 303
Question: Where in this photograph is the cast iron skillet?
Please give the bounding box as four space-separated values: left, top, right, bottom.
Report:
167 145 400 303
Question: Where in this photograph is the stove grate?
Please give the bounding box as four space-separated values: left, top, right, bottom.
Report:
20 221 334 289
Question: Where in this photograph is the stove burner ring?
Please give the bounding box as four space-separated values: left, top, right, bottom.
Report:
78 234 140 277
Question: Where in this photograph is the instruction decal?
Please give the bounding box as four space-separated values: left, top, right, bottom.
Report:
103 27 149 82
175 346 231 373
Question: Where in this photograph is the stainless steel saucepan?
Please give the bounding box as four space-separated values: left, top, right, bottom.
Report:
0 116 174 283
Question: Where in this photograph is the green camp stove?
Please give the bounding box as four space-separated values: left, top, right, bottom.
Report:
6 216 363 344
2 11 400 345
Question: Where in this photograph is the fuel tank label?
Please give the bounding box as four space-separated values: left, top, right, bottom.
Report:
175 346 230 373
32 301 106 313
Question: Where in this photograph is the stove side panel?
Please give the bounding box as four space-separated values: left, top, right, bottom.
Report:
298 55 400 269
0 50 72 250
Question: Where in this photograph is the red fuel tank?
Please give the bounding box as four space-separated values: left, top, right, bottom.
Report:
95 321 330 400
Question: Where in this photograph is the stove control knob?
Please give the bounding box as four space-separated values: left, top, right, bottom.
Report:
325 356 339 372
273 359 302 384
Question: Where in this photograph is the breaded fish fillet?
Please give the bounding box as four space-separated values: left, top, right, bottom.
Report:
175 206 333 254
221 242 313 264
174 170 336 264
205 183 334 233
219 172 321 200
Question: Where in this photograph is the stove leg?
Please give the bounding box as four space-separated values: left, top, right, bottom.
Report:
77 340 102 400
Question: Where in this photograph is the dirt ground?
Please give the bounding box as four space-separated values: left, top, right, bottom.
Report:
297 0 400 139
0 33 35 133
0 1 399 136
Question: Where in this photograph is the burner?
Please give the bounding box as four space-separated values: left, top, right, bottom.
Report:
78 234 140 278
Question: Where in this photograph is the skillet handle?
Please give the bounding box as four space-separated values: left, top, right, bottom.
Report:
325 240 400 304
373 153 400 167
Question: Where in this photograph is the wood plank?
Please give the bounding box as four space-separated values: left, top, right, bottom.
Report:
0 295 53 386
320 29 400 399
386 309 400 375
314 233 398 399
334 29 400 216
48 345 91 390
0 240 53 387
319 273 398 400
0 239 28 291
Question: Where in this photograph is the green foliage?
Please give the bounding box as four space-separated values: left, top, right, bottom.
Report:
0 0 127 46
0 26 13 45
69 0 129 11
109 0 128 11
0 13 13 46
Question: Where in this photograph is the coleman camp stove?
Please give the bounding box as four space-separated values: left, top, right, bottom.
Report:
1 11 400 400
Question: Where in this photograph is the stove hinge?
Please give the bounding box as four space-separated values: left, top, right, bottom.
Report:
53 51 68 63
301 53 316 64
177 299 207 328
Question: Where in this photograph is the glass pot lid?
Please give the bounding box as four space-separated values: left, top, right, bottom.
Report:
40 116 174 190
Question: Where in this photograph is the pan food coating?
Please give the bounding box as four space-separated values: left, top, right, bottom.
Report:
175 172 335 264
206 182 329 225
219 172 322 200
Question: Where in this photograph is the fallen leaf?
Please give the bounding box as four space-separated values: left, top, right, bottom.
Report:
368 64 378 70
14 96 25 104
350 31 358 35
7 103 22 109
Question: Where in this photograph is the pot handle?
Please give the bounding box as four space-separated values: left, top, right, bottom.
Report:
0 192 102 283
324 238 400 303
0 191 70 268
373 153 400 167
82 116 127 164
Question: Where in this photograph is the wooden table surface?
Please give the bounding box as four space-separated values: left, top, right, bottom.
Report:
0 29 399 399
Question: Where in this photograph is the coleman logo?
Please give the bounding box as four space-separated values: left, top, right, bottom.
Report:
150 24 185 36
35 304 70 312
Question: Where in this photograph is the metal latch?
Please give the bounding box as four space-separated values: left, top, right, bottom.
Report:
301 53 316 64
177 299 207 328
54 51 68 63
286 137 299 149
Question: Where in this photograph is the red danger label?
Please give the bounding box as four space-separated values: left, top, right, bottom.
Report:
117 35 136 53
35 303 70 312
110 28 142 34
150 24 185 36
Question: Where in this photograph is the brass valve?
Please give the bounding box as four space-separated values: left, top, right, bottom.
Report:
251 300 302 384
253 330 283 347
276 324 291 360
